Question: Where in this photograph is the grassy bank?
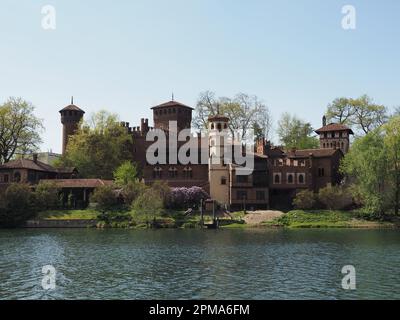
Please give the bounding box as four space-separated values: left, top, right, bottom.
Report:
262 210 397 228
37 209 232 229
36 209 398 229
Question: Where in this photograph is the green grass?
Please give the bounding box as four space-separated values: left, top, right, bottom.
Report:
262 209 394 228
38 209 99 220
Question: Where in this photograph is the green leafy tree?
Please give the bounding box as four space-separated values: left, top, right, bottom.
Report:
151 180 171 207
58 110 133 179
317 185 348 210
90 185 118 212
382 116 400 215
0 97 43 164
121 181 147 206
277 113 319 149
326 95 388 135
132 188 163 225
34 181 60 211
0 183 37 227
341 130 389 215
293 190 316 210
113 161 138 186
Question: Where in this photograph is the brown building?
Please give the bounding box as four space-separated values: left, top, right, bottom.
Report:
57 98 351 210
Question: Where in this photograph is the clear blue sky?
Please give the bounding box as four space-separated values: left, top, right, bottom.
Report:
1 0 399 153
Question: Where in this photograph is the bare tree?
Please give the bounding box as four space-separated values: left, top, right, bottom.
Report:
193 91 272 142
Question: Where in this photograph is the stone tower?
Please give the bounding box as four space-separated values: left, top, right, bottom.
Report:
208 113 230 207
60 97 85 155
315 116 353 154
151 100 193 133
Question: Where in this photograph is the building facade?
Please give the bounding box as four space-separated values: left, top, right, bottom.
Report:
56 98 352 210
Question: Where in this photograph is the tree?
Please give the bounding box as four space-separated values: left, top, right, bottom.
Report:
34 181 60 211
133 188 163 225
58 110 133 179
277 113 319 149
0 183 37 227
382 116 400 215
326 97 355 124
317 185 348 210
151 180 171 207
91 185 118 211
326 95 388 135
114 161 138 186
341 129 389 215
121 181 147 206
193 91 272 141
293 190 316 210
0 97 43 164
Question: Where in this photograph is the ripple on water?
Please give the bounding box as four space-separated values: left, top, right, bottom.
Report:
0 228 400 299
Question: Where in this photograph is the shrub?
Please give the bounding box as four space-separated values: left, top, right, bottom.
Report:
167 187 209 209
90 185 118 211
34 181 60 211
113 161 138 186
121 181 147 206
318 185 351 210
293 190 316 210
0 183 37 227
132 188 163 224
151 180 171 207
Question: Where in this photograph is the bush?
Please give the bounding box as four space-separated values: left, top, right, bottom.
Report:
293 190 316 210
0 183 37 227
114 161 138 186
167 187 209 209
318 185 351 210
121 181 147 206
132 188 163 223
34 181 61 211
151 181 171 207
90 185 118 211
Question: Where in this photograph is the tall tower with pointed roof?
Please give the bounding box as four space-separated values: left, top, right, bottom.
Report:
60 97 85 154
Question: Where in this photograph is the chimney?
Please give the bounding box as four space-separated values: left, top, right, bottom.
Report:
33 153 38 164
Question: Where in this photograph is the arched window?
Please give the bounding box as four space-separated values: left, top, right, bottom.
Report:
287 174 294 184
274 174 280 184
217 123 222 131
298 174 305 184
211 123 215 130
224 123 227 129
153 167 162 179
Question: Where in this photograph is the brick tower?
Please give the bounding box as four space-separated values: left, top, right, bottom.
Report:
60 97 85 155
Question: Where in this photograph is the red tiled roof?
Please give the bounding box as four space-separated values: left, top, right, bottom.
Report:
315 123 354 134
287 148 342 158
151 100 194 110
40 179 114 188
0 159 57 172
59 104 85 113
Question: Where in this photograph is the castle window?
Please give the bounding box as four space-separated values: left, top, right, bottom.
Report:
221 177 227 185
211 123 215 130
287 173 294 184
318 168 325 177
168 167 178 178
173 108 176 113
256 191 266 201
183 167 193 179
224 123 227 129
273 173 281 184
153 167 163 179
298 173 305 184
236 175 248 183
217 123 222 131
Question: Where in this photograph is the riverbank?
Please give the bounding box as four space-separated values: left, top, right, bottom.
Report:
261 210 399 229
26 208 399 229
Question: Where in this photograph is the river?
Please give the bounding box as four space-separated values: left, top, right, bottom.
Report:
0 228 399 299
